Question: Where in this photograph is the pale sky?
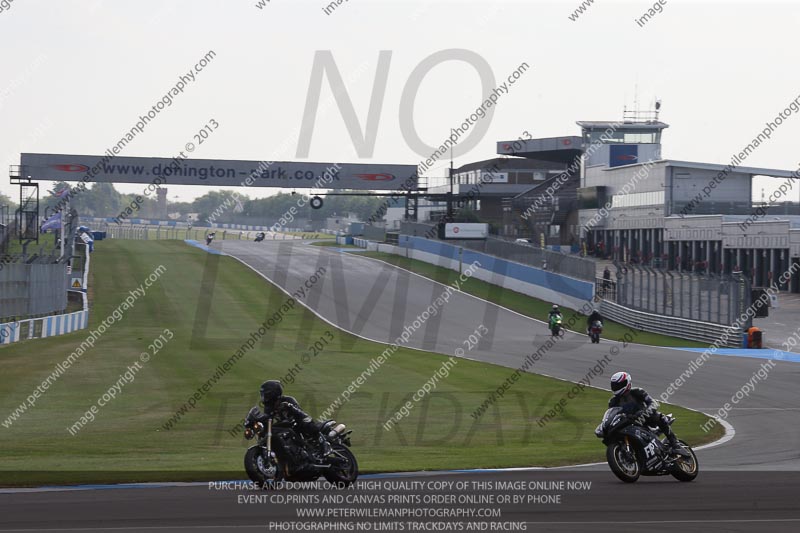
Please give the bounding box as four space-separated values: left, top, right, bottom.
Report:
2 0 799 203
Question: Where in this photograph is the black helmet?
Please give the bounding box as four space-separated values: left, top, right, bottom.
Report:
260 380 283 405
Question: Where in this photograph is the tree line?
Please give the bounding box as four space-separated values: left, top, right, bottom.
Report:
34 182 390 226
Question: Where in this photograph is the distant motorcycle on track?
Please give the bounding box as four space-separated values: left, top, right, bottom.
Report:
589 320 603 343
549 315 565 338
595 406 699 483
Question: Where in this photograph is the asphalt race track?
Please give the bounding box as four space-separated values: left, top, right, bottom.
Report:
2 470 800 532
2 240 799 532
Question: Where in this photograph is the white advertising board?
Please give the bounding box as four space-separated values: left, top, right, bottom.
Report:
444 223 488 239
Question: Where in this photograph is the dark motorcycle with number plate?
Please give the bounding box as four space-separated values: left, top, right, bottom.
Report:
242 406 358 488
595 406 698 483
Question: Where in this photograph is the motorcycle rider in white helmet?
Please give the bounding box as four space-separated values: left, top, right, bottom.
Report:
608 371 684 454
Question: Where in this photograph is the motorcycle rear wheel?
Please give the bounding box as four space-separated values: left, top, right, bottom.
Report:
323 445 359 486
670 440 699 482
607 442 640 483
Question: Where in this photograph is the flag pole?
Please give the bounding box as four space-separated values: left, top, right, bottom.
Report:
60 198 67 259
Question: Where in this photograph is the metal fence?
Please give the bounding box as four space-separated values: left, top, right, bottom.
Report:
399 221 596 281
0 205 10 256
600 263 749 326
91 222 311 242
0 262 68 321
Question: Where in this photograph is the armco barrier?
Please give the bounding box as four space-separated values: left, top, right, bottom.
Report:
600 299 740 347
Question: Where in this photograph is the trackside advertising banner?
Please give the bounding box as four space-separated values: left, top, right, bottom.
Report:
444 223 489 239
20 153 418 191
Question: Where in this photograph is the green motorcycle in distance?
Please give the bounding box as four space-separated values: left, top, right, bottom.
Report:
549 314 565 338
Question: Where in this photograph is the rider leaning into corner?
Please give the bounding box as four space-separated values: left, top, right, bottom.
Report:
608 372 686 454
255 380 330 455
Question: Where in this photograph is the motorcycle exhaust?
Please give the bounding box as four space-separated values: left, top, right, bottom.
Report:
328 423 346 439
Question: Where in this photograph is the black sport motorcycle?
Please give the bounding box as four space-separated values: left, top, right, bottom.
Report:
595 406 699 483
242 406 358 487
589 320 603 343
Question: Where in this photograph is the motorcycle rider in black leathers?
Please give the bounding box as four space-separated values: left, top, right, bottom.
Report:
255 380 329 458
608 372 684 454
587 309 603 334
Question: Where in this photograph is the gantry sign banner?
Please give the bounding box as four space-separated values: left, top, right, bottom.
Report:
19 153 418 191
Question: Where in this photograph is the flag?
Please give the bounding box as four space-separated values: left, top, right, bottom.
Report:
41 213 61 232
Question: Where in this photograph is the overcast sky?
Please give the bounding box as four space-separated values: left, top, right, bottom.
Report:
1 0 799 203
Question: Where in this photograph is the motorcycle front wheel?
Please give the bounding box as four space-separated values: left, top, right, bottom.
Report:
606 442 641 483
323 445 359 486
670 440 699 482
244 446 284 488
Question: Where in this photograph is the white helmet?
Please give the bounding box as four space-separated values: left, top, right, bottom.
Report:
610 371 632 396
